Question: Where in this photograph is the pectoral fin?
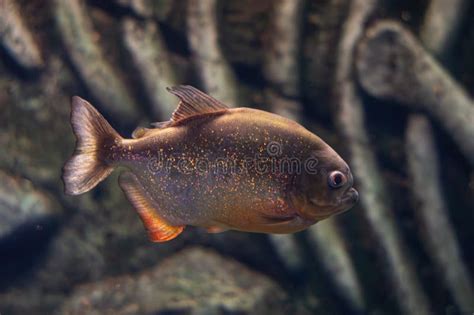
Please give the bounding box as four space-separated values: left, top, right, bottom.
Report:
132 127 154 139
119 172 184 242
206 226 228 233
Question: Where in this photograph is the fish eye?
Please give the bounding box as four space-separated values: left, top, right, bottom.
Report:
328 171 347 189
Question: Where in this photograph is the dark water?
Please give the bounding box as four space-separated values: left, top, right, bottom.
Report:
0 1 473 314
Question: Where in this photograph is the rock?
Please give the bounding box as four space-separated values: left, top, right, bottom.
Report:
59 247 289 315
0 57 75 187
0 173 188 314
0 170 60 243
29 172 186 294
0 170 61 293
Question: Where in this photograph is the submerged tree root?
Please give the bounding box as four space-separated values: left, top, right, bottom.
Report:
187 0 239 106
122 18 178 120
406 115 474 314
335 1 432 314
0 0 43 71
263 1 364 311
356 21 474 165
54 0 139 123
419 0 468 60
307 220 365 312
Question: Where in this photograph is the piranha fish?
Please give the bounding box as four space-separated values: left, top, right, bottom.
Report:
63 85 358 242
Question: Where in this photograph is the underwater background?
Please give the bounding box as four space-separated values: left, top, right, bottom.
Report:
1 0 473 314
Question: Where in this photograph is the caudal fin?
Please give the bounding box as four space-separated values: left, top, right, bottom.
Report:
62 96 121 195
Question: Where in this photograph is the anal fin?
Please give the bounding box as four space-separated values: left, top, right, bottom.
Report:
119 172 184 242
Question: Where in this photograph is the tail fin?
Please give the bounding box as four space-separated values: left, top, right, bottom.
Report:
63 96 122 195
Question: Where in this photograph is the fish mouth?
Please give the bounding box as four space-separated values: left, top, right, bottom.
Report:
334 187 359 214
309 188 359 208
341 187 359 205
308 187 359 218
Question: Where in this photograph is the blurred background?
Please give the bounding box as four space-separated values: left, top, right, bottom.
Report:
0 0 473 314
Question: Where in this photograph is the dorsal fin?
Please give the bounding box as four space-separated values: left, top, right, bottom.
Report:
166 85 229 123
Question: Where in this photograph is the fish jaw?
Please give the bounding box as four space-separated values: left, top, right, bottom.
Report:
290 186 358 222
340 187 359 208
308 187 359 218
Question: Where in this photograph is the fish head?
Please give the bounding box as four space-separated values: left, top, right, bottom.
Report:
292 146 359 221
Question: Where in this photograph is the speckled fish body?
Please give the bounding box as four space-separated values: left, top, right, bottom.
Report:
63 86 358 242
117 108 321 233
